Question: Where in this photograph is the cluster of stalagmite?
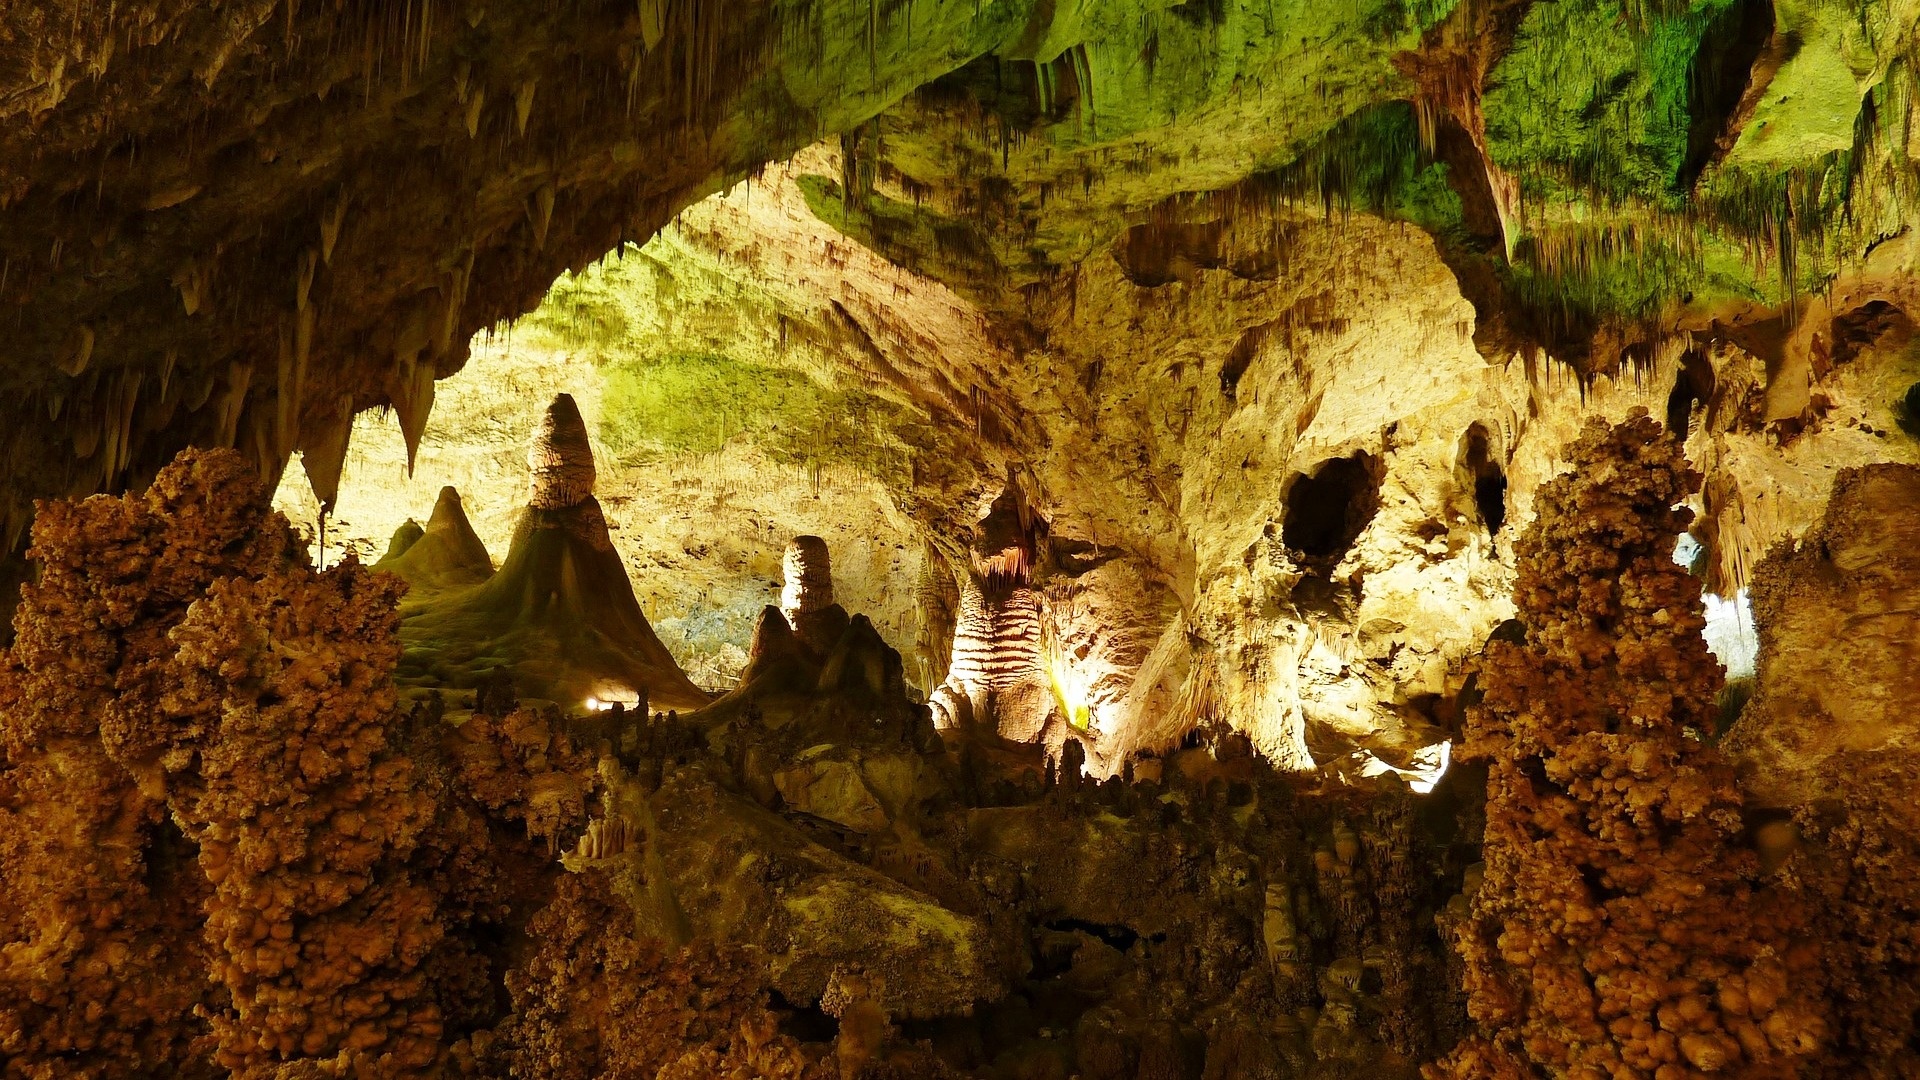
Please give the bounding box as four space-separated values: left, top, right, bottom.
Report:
1430 413 1827 1079
165 556 445 1075
393 394 707 709
489 871 834 1079
375 486 495 592
0 449 545 1077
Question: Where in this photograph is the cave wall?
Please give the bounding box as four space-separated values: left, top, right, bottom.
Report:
270 332 929 690
471 138 1920 772
0 0 1089 554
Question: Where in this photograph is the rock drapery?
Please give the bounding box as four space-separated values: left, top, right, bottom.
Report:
930 478 1069 750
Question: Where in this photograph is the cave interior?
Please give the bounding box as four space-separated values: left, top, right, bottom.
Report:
3 1 1920 1078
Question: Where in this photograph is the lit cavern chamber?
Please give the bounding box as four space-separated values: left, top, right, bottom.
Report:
6 4 1920 1078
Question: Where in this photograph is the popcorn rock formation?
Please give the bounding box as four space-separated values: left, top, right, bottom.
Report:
1728 463 1920 1073
0 449 290 1077
1431 413 1827 1080
165 554 444 1076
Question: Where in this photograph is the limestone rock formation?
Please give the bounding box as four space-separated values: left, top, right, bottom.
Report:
527 395 599 511
931 479 1071 752
1726 463 1920 1075
0 450 288 1078
647 765 1004 1020
489 870 833 1080
164 554 444 1076
782 534 852 655
374 485 494 592
1728 463 1920 813
1432 413 1826 1079
397 395 707 710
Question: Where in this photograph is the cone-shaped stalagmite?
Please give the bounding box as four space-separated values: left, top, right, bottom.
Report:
527 393 596 510
396 396 706 709
375 486 494 592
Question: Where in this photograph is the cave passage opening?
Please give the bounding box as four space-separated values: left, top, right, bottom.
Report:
1664 349 1716 439
1281 452 1381 569
1460 424 1507 536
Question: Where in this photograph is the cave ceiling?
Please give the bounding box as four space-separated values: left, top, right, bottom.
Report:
4 0 1919 556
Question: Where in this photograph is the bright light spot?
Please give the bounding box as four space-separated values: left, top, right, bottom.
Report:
1673 532 1704 570
1045 650 1095 732
583 689 638 713
1702 589 1758 681
1408 740 1450 794
1358 740 1452 794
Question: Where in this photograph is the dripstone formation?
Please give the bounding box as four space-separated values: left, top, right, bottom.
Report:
3 395 1919 1080
1433 413 1826 1079
781 534 851 656
394 394 707 709
931 480 1076 756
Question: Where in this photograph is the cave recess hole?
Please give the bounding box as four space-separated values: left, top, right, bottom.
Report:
1282 452 1381 571
1459 424 1507 536
1665 349 1716 439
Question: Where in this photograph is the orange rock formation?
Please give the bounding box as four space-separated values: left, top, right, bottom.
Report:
1430 413 1827 1080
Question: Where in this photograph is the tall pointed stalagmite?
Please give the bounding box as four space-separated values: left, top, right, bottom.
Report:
396 395 707 709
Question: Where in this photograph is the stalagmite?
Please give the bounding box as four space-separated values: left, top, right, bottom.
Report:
375 485 494 591
932 480 1060 745
527 392 596 509
781 534 850 654
395 395 705 708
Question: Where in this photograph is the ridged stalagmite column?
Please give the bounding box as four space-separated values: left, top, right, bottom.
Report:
781 535 850 654
929 479 1060 744
527 393 596 510
781 535 834 618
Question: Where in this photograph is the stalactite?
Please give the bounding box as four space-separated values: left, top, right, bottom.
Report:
298 393 356 512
